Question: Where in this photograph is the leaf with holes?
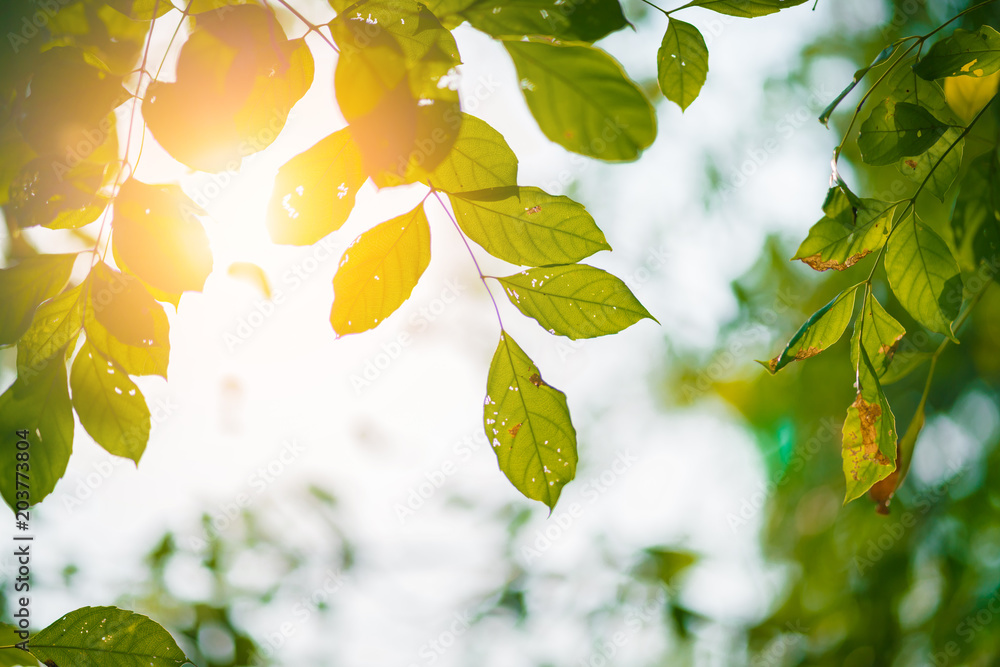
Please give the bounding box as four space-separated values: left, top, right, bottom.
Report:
496 264 656 339
422 113 518 193
450 186 610 266
762 283 861 374
0 253 77 346
0 357 73 510
657 18 709 112
331 203 431 336
792 195 898 272
484 332 576 509
843 346 897 503
885 213 962 340
857 99 951 166
70 341 150 463
29 606 189 667
914 26 1000 80
504 40 656 162
267 128 366 246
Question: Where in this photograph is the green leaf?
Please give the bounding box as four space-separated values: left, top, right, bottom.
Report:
762 284 861 374
0 623 35 666
879 347 931 386
450 186 610 265
896 125 964 202
952 151 1000 269
842 346 897 504
793 198 898 272
331 203 431 335
819 44 898 127
30 606 189 667
495 264 656 339
461 0 628 43
70 341 150 463
857 99 950 166
112 179 213 294
267 128 366 246
885 56 950 113
0 254 77 346
885 213 962 340
105 0 174 20
675 0 808 18
657 18 709 112
914 26 1000 80
423 113 518 193
0 355 74 510
504 40 656 162
484 332 577 509
850 290 905 380
16 285 85 380
83 264 170 378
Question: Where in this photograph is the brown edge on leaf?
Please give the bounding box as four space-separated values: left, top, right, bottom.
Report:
528 373 548 388
794 346 823 361
798 249 870 272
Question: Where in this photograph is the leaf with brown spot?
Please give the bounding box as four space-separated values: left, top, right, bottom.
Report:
528 373 547 387
760 284 861 374
793 192 898 273
508 423 522 438
850 290 906 380
843 346 897 503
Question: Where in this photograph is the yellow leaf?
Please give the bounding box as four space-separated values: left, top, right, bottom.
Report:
944 71 1000 123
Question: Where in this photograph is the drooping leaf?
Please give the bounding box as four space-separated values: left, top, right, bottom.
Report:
423 113 518 193
30 606 189 667
0 357 74 510
496 264 656 339
84 264 170 378
16 285 85 380
504 40 656 162
952 151 1000 269
331 203 431 335
657 18 709 112
944 71 1000 122
143 5 314 172
870 385 926 513
850 290 906 380
0 254 77 346
674 0 808 18
267 128 366 245
450 186 610 265
460 0 628 43
793 197 898 272
842 345 897 504
896 125 964 202
484 332 577 509
762 284 861 374
885 213 962 340
819 44 898 127
112 179 213 294
857 99 951 166
70 342 150 463
913 26 1000 80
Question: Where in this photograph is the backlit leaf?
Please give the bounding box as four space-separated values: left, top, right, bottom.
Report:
331 203 431 335
484 332 576 509
30 606 189 667
70 342 150 463
496 264 656 339
267 128 366 246
857 99 950 166
842 346 896 504
450 186 610 266
461 0 628 42
16 285 85 380
913 26 1000 80
505 40 656 162
657 18 709 112
675 0 808 18
0 253 77 346
896 125 964 202
944 71 1000 122
763 284 861 374
885 212 962 340
850 290 905 380
793 196 898 272
423 113 518 193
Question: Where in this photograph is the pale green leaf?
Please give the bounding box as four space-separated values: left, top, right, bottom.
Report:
16 285 85 379
843 346 897 504
850 290 906 379
461 0 627 42
675 0 808 18
423 113 518 193
763 284 861 374
793 197 898 272
657 18 709 112
484 332 576 509
0 254 77 346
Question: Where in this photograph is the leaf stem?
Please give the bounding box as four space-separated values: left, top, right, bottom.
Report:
430 188 506 330
640 0 671 16
272 0 339 52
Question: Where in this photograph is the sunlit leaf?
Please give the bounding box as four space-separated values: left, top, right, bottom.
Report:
762 283 861 374
857 99 951 166
674 0 808 18
484 332 576 509
331 203 431 335
0 357 74 510
112 179 213 294
30 606 189 667
423 113 518 193
884 212 962 340
913 26 1000 80
450 186 610 265
850 290 905 380
505 40 656 162
461 0 628 42
0 254 77 346
842 346 896 504
944 71 1000 122
267 128 366 246
7 156 110 230
792 196 898 272
657 18 709 112
16 285 85 380
496 264 656 339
